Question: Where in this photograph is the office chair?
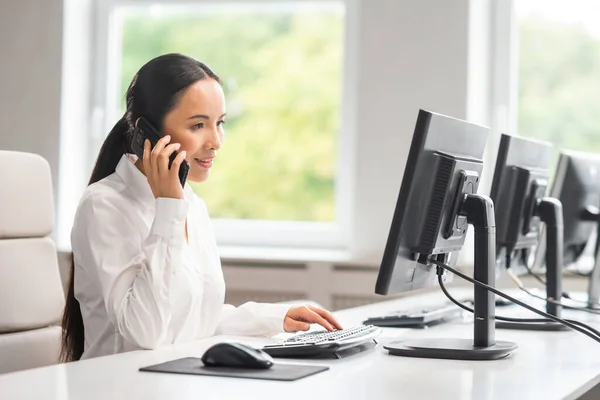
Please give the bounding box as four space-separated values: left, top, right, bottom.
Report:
0 150 65 373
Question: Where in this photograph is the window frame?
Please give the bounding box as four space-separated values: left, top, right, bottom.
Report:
451 0 518 269
89 0 357 252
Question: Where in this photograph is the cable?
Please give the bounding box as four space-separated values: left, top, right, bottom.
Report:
529 289 600 314
430 260 600 344
505 248 551 290
437 274 600 339
507 269 600 316
438 275 552 323
507 249 552 292
522 263 549 287
528 271 548 286
517 256 600 308
507 249 567 294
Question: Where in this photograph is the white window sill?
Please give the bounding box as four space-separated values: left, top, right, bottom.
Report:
56 243 353 265
218 245 353 264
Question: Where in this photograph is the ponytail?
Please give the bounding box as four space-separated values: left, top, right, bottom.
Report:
60 115 131 362
88 116 132 185
59 254 83 362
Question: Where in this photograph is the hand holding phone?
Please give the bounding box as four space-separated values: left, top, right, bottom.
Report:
131 117 189 187
142 135 187 200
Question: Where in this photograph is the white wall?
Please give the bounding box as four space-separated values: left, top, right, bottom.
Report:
350 0 475 263
56 0 93 249
0 0 64 202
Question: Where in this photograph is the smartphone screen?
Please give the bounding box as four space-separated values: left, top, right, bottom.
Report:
131 117 189 187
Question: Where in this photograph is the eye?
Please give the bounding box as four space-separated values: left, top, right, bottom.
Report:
217 120 226 127
191 122 204 131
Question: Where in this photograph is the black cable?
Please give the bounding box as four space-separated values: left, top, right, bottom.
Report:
517 285 600 315
430 260 600 344
523 264 549 287
507 248 554 292
518 256 600 308
437 274 600 339
438 275 551 323
518 261 600 308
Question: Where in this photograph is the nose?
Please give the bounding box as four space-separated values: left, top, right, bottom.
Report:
206 127 222 151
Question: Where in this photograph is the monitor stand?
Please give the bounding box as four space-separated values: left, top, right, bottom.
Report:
584 206 600 309
587 246 600 309
496 198 569 331
384 194 518 361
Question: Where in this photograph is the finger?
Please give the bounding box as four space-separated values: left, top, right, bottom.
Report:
286 319 310 332
170 150 186 177
158 143 181 176
308 305 343 330
302 308 334 331
307 306 343 330
142 139 151 177
152 134 171 155
144 139 160 188
151 135 171 175
161 142 181 158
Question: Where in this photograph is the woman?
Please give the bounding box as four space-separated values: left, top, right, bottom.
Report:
60 53 342 362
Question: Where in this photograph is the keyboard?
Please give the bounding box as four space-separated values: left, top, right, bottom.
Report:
262 325 382 358
363 303 467 328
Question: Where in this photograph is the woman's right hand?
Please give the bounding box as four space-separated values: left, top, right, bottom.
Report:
143 135 187 200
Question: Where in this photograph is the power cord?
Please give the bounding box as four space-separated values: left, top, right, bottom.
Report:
508 250 600 308
430 260 600 344
506 269 600 316
436 274 600 339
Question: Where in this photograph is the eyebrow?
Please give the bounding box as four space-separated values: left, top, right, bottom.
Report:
187 113 227 120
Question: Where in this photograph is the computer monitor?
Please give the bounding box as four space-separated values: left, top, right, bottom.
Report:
375 109 517 361
534 150 600 307
489 134 566 330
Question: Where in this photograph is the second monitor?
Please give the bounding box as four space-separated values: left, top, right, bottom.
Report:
490 133 567 330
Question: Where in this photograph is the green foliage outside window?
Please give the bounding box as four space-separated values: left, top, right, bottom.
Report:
120 8 343 222
519 18 600 155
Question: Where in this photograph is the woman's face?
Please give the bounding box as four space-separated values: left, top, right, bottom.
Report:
163 78 226 183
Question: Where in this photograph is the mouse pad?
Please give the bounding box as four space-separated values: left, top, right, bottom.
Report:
139 357 329 381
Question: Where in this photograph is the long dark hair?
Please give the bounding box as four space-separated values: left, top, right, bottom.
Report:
60 54 220 362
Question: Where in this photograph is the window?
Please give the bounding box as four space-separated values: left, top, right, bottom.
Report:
517 0 600 154
94 1 348 249
516 0 600 269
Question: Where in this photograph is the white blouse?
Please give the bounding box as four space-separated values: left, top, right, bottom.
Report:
71 154 289 360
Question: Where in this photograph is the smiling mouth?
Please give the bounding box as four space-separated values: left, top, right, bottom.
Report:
194 158 214 169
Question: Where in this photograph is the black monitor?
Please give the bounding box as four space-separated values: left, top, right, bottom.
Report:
534 150 600 307
490 134 566 330
375 109 517 361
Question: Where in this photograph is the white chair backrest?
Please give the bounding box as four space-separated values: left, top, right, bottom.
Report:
0 150 65 333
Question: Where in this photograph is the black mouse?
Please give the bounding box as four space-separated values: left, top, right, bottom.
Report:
201 342 274 369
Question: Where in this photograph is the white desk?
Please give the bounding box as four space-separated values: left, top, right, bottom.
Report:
2 290 600 400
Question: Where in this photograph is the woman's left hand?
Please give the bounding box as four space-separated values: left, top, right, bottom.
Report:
284 305 343 332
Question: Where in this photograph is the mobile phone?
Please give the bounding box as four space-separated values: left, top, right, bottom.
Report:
131 117 189 187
